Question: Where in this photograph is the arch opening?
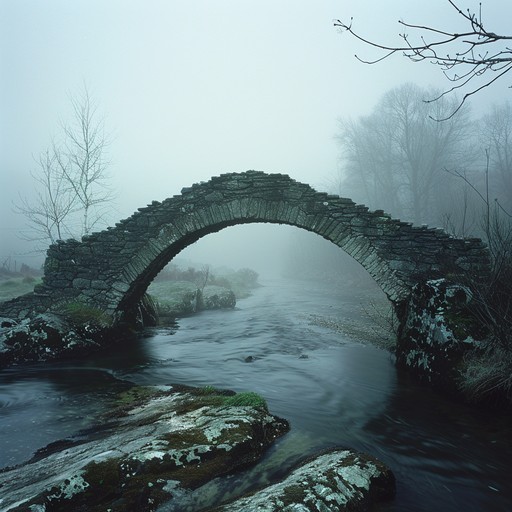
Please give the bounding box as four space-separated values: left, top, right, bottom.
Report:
120 219 392 322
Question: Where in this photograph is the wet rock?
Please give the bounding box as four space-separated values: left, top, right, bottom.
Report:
396 278 485 391
0 385 289 512
0 313 105 367
211 449 395 512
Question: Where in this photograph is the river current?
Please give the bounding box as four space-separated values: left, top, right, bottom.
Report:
1 278 511 511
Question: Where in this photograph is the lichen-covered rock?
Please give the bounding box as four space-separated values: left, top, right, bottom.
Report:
211 449 395 511
0 385 289 512
152 283 236 321
0 313 108 367
396 278 484 390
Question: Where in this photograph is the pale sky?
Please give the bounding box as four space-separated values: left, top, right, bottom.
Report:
1 0 511 271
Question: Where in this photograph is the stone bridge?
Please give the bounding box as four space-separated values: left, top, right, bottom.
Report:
1 171 490 323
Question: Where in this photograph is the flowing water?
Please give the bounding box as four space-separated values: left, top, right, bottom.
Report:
1 278 511 511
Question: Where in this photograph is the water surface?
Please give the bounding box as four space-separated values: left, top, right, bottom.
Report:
1 278 510 511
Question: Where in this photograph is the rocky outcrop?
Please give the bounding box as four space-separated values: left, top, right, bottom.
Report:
396 278 484 391
0 313 107 367
212 449 395 511
0 385 289 512
0 291 159 368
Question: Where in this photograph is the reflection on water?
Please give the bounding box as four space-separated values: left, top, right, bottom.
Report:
0 278 510 511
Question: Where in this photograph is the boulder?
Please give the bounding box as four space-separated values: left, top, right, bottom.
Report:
0 385 289 512
211 448 395 511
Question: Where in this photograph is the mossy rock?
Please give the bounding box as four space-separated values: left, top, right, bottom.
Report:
0 384 288 512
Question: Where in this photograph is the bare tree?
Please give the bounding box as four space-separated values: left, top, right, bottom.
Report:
195 265 211 292
480 102 512 203
338 83 473 224
14 149 76 246
443 150 512 356
339 110 404 217
54 86 112 236
334 1 512 119
14 85 113 248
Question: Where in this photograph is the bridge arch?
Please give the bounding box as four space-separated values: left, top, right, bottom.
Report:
23 171 489 321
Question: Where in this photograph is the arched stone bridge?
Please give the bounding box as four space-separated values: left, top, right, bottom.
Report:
1 171 490 322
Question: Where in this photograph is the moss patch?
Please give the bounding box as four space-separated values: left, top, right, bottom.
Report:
61 301 112 327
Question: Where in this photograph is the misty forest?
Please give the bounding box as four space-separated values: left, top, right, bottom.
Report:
1 1 512 511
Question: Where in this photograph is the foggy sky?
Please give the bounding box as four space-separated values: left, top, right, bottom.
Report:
1 0 511 272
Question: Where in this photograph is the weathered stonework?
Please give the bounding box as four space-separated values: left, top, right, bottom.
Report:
0 171 490 325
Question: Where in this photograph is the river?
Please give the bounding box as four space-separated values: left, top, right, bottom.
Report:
1 278 511 511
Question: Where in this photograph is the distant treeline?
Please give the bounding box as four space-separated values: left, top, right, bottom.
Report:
336 83 512 237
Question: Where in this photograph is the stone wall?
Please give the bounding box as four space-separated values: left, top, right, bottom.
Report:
0 171 490 322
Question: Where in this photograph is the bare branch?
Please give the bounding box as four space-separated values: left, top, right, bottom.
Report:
334 1 512 117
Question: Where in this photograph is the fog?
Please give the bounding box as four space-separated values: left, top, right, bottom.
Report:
1 0 510 276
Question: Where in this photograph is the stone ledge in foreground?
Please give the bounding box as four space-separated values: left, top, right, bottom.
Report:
0 384 289 512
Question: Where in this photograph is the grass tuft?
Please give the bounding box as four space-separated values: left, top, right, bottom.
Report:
458 346 512 403
62 301 111 326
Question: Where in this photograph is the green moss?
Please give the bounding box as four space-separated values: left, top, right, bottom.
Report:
196 385 219 395
103 386 169 419
173 388 268 415
162 428 208 447
117 386 163 405
444 309 485 340
281 484 307 505
83 458 122 491
173 394 226 415
61 301 111 326
223 392 268 411
81 458 170 510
